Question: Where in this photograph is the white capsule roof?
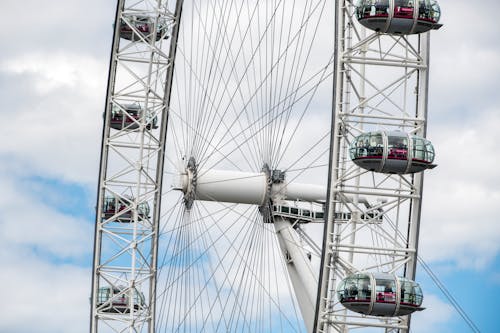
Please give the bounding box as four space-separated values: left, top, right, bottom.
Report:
354 0 442 34
337 272 424 317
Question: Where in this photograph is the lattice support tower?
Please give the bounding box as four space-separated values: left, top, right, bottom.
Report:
315 1 433 332
90 0 183 332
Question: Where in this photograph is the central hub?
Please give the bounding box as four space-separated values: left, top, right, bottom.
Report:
171 158 326 209
183 157 197 209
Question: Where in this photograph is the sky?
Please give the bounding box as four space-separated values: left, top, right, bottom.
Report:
0 1 499 332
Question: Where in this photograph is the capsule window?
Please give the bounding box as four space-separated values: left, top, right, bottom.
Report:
350 132 383 159
418 0 435 21
337 280 347 301
338 274 371 302
98 287 111 303
400 278 424 306
394 0 415 18
412 137 425 160
138 202 150 217
355 0 390 19
387 136 408 159
412 137 435 163
429 0 441 22
368 133 383 157
375 278 396 302
425 141 435 162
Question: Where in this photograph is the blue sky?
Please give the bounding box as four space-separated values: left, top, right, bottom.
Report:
0 1 498 332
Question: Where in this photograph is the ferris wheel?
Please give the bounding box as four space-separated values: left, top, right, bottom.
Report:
90 1 442 332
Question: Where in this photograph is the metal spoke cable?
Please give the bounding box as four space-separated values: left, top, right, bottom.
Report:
271 0 327 167
197 0 262 171
190 0 231 160
174 0 262 170
225 211 263 331
382 209 481 333
194 0 285 167
197 63 334 174
417 257 481 333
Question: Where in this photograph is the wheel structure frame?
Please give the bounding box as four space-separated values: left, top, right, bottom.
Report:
90 1 436 332
90 0 182 332
315 1 433 332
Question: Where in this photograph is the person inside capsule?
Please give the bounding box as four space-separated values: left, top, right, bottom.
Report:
376 279 395 302
338 273 424 316
394 0 415 18
387 136 408 159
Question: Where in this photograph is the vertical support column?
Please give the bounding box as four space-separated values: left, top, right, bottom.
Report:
90 1 124 332
149 1 184 332
274 217 318 333
314 0 344 331
402 32 431 333
90 1 182 332
315 2 434 332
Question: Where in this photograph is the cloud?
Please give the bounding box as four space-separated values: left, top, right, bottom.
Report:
0 165 93 261
411 293 454 333
0 162 93 333
419 0 500 272
430 1 500 117
0 0 115 59
0 249 90 333
1 52 106 95
0 51 108 184
418 108 500 269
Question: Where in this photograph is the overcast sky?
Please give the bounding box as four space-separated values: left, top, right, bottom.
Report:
0 1 498 332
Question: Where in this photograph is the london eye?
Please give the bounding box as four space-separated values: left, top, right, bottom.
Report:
90 1 442 332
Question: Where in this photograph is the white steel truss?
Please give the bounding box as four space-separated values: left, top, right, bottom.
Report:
90 0 182 332
90 1 439 332
315 1 433 332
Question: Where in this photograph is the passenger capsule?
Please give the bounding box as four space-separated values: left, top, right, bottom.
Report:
120 15 168 42
354 0 442 34
110 103 158 130
350 131 436 174
97 286 145 313
103 196 150 223
337 272 424 317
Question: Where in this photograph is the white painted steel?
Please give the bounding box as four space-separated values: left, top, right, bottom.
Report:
274 217 318 333
277 182 327 203
194 169 268 205
314 1 437 332
92 1 439 332
176 169 328 205
90 1 181 332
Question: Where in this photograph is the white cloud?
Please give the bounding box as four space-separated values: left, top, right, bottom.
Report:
411 293 455 333
0 166 93 260
430 1 500 115
418 108 500 269
0 249 90 333
0 165 93 333
0 51 107 184
1 52 106 95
